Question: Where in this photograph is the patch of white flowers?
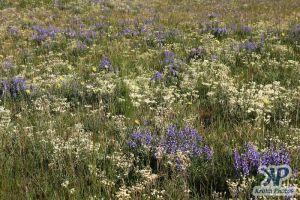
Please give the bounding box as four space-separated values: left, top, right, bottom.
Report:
49 123 100 168
0 106 11 129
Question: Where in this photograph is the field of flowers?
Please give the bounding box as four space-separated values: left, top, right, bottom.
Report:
0 0 300 199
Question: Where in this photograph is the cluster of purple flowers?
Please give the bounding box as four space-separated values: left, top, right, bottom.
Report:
163 50 181 76
1 77 27 97
163 51 175 65
128 125 213 170
212 27 229 37
32 25 60 42
7 26 19 36
63 28 77 38
94 22 107 30
243 41 259 52
78 29 96 43
187 47 206 61
151 71 163 81
99 56 114 71
128 130 155 149
153 28 178 46
64 28 96 42
120 27 140 37
76 41 87 51
31 24 97 44
161 126 213 159
118 19 153 38
240 26 252 34
233 143 290 176
1 60 15 70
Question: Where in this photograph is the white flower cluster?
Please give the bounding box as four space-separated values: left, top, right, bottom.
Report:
85 72 118 96
186 59 299 126
49 123 100 168
226 176 255 199
115 167 159 200
0 106 11 129
108 151 134 177
34 95 70 114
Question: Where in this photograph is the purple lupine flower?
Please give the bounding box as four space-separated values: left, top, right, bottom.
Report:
161 126 210 160
77 41 87 51
203 145 213 160
131 131 144 141
240 26 252 34
1 80 10 96
7 26 19 36
144 133 153 146
213 27 228 36
1 77 27 97
47 25 60 38
163 126 178 154
63 28 77 38
79 30 96 42
234 143 291 176
188 47 206 61
192 145 202 157
128 141 137 149
99 56 113 71
2 60 15 70
261 153 271 166
279 146 290 165
245 144 260 168
163 51 175 65
151 71 163 81
233 149 241 171
128 125 212 172
32 25 60 42
121 28 137 37
272 151 281 165
244 41 258 51
95 22 106 29
12 77 27 97
241 156 250 176
156 30 166 45
128 131 144 149
128 130 154 150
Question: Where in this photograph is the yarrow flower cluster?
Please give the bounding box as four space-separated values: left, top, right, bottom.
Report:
233 143 290 176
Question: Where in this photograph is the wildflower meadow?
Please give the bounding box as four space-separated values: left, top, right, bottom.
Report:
0 0 300 199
